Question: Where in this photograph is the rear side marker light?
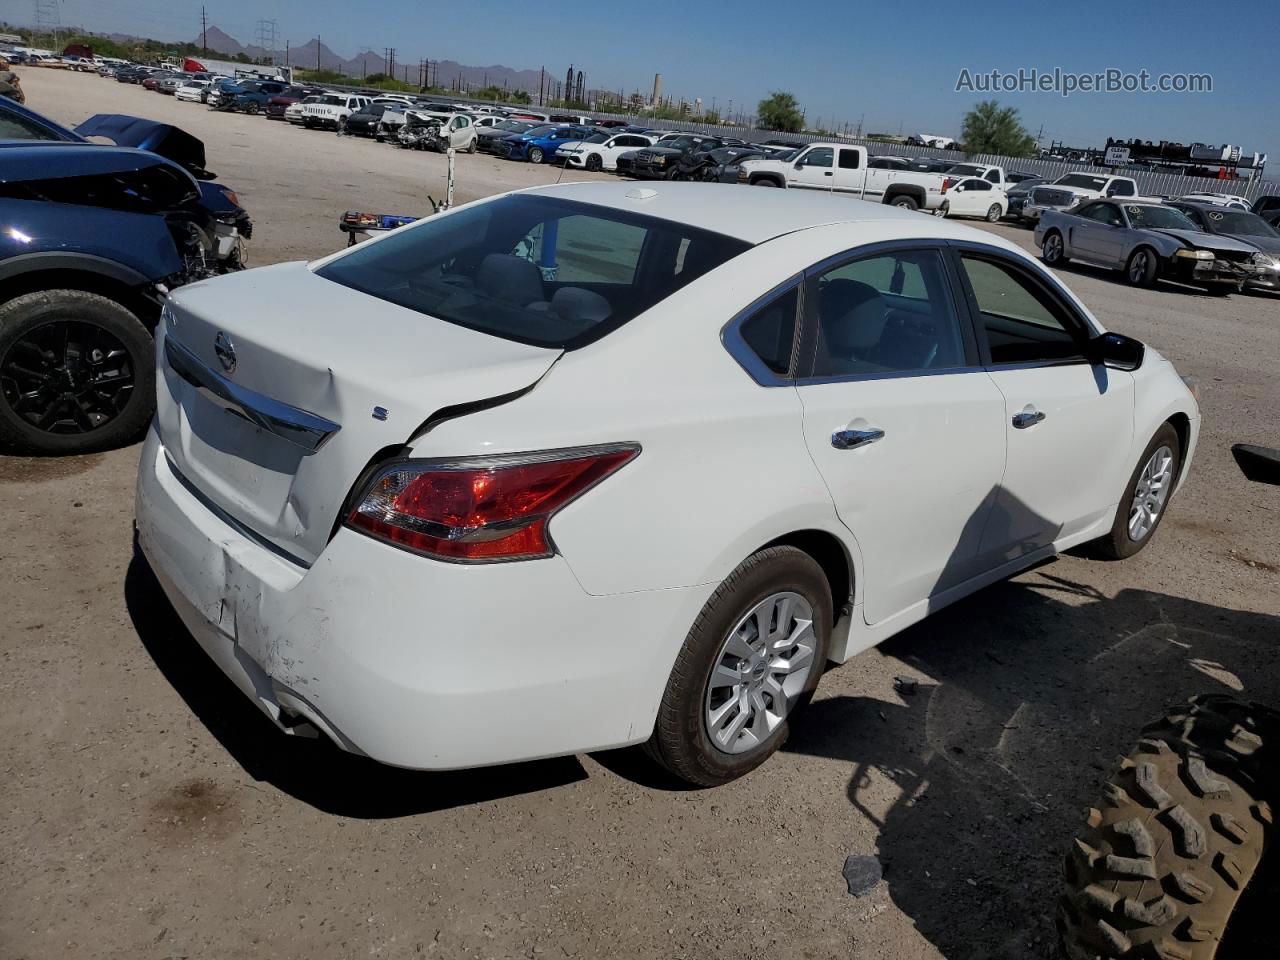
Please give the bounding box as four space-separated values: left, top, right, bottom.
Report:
345 444 640 562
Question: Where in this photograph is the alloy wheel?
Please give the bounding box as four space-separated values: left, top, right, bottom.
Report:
704 592 817 755
0 321 134 434
1045 234 1063 263
1129 251 1151 283
1128 444 1175 541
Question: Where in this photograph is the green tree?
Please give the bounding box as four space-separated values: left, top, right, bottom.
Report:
757 91 804 132
960 100 1036 157
702 108 720 124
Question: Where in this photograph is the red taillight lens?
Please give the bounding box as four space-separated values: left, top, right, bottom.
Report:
942 177 954 193
345 444 639 562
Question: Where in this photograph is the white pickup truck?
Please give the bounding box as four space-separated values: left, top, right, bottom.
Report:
300 93 373 130
738 143 1004 213
1021 172 1140 222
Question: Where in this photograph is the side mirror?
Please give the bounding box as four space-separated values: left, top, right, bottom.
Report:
794 159 806 169
1090 331 1144 370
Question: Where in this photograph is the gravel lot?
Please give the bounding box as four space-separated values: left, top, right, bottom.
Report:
2 68 1278 960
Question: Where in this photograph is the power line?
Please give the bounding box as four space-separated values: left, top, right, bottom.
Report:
253 18 279 57
33 0 62 47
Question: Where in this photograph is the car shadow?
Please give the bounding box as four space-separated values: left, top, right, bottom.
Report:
124 552 587 818
784 567 1280 959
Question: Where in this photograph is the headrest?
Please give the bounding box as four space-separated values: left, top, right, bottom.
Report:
819 279 887 353
476 253 544 306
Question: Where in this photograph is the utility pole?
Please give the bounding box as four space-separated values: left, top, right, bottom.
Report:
316 36 320 72
201 6 208 55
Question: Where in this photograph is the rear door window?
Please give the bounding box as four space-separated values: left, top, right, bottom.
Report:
809 249 969 376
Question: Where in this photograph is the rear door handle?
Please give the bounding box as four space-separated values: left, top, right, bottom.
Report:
831 428 885 450
1012 410 1046 429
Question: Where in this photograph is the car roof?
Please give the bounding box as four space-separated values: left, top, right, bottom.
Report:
517 181 1025 246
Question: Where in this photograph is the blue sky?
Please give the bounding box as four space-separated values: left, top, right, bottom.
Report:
6 0 1277 157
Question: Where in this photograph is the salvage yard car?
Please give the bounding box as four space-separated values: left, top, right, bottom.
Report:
136 182 1198 786
560 131 655 171
1037 198 1259 293
300 93 372 130
1022 172 1139 223
496 123 594 163
1168 201 1280 292
0 114 251 456
740 141 951 213
934 176 1008 222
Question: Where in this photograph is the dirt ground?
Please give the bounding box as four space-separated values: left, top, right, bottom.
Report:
2 68 1277 960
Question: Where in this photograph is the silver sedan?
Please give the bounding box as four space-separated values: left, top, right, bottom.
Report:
1035 199 1261 294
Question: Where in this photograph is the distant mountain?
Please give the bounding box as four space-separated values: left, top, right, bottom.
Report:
192 26 561 94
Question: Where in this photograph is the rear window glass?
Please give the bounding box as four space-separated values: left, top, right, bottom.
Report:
316 195 751 350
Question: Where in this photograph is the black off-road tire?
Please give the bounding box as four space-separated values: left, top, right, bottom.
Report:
0 290 155 455
644 546 832 787
1058 695 1277 960
1090 422 1181 560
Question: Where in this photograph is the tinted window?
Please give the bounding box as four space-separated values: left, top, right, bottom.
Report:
1124 205 1196 230
1056 174 1108 190
962 179 992 191
801 148 833 168
317 195 751 350
838 149 861 169
0 112 65 141
959 254 1084 365
812 250 967 376
1107 180 1136 197
1204 210 1279 237
740 286 799 376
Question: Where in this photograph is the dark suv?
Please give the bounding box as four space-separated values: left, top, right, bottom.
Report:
631 135 741 179
225 80 290 114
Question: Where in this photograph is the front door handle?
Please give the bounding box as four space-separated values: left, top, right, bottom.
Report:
1012 410 1046 429
832 427 885 450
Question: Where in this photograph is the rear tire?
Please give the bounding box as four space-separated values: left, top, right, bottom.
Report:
889 194 919 211
0 290 154 455
1091 422 1181 560
1058 695 1277 960
645 546 831 787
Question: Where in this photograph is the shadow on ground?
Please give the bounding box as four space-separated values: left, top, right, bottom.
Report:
785 566 1280 960
125 552 587 818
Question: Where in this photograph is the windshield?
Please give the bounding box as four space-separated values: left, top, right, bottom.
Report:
316 95 344 105
522 124 555 138
1204 210 1280 237
497 120 531 132
1056 174 1108 190
946 164 984 176
583 132 610 144
1123 205 1197 230
316 195 752 350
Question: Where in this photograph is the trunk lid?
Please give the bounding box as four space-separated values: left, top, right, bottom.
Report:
155 261 561 565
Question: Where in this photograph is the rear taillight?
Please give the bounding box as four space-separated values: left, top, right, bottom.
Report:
345 444 639 562
942 177 955 193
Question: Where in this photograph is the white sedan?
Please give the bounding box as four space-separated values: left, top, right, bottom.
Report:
940 176 1009 221
173 79 211 102
561 132 656 171
136 183 1199 785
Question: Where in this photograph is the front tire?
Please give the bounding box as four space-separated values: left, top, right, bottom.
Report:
0 290 155 455
585 153 602 172
245 101 260 115
528 146 544 164
751 177 779 187
1127 248 1159 288
1091 422 1181 560
985 203 1002 222
1042 230 1065 266
645 546 831 786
